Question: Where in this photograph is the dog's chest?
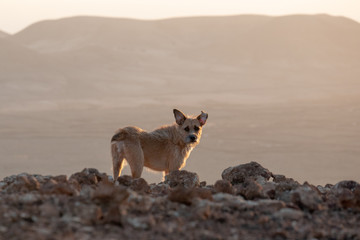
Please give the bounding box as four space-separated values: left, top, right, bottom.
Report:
172 145 194 169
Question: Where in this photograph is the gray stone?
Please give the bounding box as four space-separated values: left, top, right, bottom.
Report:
165 170 200 188
222 162 272 185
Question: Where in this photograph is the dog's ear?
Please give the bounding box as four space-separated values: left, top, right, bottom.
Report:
173 109 187 125
197 111 208 126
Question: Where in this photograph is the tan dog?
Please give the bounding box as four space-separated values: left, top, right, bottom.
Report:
111 109 208 180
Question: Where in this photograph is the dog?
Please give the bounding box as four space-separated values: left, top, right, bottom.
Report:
111 109 208 180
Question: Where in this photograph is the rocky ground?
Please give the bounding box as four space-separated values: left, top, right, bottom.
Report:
0 162 360 240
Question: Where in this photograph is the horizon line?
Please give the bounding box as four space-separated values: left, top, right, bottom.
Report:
2 12 359 35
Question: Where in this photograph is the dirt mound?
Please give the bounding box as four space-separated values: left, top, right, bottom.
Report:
1 162 360 239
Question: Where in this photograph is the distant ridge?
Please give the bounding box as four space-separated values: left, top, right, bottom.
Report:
9 14 360 64
1 14 360 112
0 30 9 38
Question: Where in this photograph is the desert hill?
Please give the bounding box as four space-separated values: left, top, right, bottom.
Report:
0 30 9 38
1 14 360 111
0 37 56 74
10 14 360 64
0 37 71 110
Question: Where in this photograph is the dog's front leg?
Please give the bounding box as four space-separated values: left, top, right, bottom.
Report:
168 156 187 173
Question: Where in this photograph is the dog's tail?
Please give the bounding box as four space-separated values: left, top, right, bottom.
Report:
111 130 126 143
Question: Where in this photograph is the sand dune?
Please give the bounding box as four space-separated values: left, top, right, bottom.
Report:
1 14 360 184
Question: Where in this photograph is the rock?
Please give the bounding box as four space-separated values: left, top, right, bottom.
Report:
1 164 360 239
222 162 272 185
92 180 129 204
149 183 170 197
214 179 234 194
354 185 360 202
291 185 324 211
165 170 200 188
18 193 41 205
75 203 103 225
69 168 107 186
168 187 191 206
271 230 289 239
40 180 76 196
273 174 287 183
125 215 156 230
334 180 359 191
200 181 207 187
0 182 7 190
195 188 213 201
262 182 277 199
274 176 300 191
79 184 94 198
274 176 301 202
234 179 264 200
335 188 356 209
168 187 193 205
52 175 68 183
168 186 212 205
316 185 330 195
102 205 121 225
212 192 245 205
4 174 40 193
273 208 304 220
131 178 150 193
116 176 150 193
126 191 155 213
116 175 133 186
193 201 212 220
0 226 7 233
251 199 286 213
323 182 360 210
39 202 59 218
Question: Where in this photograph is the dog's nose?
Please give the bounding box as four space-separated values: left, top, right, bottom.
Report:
189 135 197 142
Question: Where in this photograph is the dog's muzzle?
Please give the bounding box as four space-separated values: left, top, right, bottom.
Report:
187 134 198 143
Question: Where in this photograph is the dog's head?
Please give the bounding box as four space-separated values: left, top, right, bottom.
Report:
173 109 208 145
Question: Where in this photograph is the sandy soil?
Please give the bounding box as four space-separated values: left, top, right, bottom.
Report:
1 97 359 186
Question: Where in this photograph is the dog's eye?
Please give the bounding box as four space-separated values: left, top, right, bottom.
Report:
194 126 200 131
184 126 190 132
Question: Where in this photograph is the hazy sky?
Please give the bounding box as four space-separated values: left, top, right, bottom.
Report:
1 0 359 34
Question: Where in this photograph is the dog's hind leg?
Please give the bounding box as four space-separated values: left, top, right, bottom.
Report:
162 170 169 181
111 142 125 181
124 142 144 178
